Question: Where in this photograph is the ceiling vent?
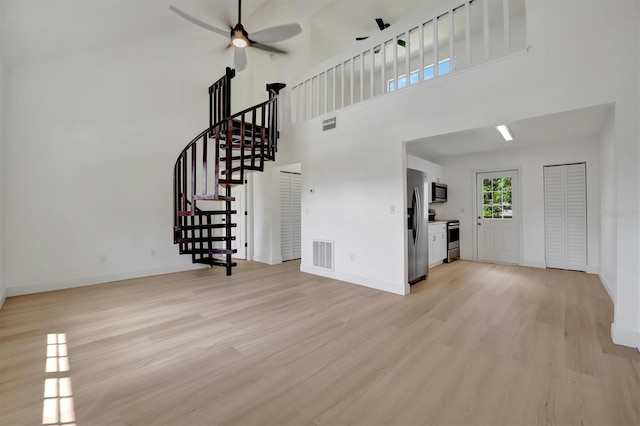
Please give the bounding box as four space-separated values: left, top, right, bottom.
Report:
322 117 337 131
312 240 334 270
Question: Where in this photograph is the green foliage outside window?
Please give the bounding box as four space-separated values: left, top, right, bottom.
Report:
483 177 513 219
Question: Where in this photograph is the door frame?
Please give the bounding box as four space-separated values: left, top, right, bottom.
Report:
472 167 523 264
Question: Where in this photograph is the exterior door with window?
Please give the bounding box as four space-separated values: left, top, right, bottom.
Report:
476 170 519 264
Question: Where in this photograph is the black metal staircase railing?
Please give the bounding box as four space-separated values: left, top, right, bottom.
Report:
173 67 285 275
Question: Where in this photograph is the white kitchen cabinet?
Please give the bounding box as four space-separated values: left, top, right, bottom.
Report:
430 163 444 184
428 222 447 268
407 155 417 170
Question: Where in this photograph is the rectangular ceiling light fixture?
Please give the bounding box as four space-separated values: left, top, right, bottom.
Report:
495 124 514 141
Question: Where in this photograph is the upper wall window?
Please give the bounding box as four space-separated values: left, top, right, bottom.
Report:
388 58 451 92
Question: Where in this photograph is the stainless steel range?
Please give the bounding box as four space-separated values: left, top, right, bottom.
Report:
444 220 460 263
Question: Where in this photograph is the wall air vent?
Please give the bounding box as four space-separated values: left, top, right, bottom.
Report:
322 117 337 131
312 240 334 270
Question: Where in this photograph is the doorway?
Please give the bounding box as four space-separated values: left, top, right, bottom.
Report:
476 170 520 264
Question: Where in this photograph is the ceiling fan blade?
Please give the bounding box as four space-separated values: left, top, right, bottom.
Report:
234 47 247 72
169 5 230 38
250 42 287 54
250 23 302 44
356 36 369 41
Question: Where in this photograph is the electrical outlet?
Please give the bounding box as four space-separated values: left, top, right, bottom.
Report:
349 253 355 262
99 255 107 263
151 249 158 257
390 205 396 215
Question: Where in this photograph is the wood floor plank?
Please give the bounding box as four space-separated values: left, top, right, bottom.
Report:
1 259 639 425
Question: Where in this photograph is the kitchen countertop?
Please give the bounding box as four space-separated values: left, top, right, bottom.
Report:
428 220 448 225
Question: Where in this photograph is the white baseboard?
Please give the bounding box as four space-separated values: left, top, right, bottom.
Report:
0 287 6 310
598 273 616 303
253 254 283 265
519 260 547 269
6 264 208 297
586 265 599 274
611 323 640 351
300 264 407 296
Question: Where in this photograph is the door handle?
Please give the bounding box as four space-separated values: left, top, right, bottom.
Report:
414 189 421 245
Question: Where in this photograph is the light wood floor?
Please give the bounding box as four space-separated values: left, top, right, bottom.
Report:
1 260 639 425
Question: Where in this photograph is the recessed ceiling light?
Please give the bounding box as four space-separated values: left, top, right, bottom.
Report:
495 124 514 141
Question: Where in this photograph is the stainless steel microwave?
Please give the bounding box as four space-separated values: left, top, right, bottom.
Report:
431 182 447 203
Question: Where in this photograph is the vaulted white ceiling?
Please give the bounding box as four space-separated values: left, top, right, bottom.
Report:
0 0 425 68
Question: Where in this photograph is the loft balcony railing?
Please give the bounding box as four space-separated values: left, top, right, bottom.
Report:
289 0 527 124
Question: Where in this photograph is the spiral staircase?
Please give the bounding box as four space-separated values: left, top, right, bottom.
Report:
173 67 285 275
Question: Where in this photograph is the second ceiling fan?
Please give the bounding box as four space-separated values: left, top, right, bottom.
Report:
170 0 302 71
356 18 406 50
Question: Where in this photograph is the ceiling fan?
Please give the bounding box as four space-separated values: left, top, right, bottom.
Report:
169 0 302 72
356 18 406 50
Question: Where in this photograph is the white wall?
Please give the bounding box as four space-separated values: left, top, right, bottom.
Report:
3 30 277 296
0 5 6 307
278 0 640 346
598 110 617 302
435 138 601 272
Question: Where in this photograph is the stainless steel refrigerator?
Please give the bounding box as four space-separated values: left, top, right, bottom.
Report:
407 168 428 284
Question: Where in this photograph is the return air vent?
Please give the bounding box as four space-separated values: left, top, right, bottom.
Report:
322 117 337 131
312 240 334 270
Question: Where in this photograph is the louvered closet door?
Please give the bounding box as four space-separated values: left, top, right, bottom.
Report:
544 163 586 271
280 172 302 261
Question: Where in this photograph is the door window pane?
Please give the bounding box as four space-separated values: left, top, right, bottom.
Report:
483 177 513 219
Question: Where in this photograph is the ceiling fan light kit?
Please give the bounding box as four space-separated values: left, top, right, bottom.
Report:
231 25 249 48
169 0 302 71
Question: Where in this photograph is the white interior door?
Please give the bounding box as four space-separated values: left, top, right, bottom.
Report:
476 170 519 264
544 163 587 271
231 185 246 259
280 172 302 261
